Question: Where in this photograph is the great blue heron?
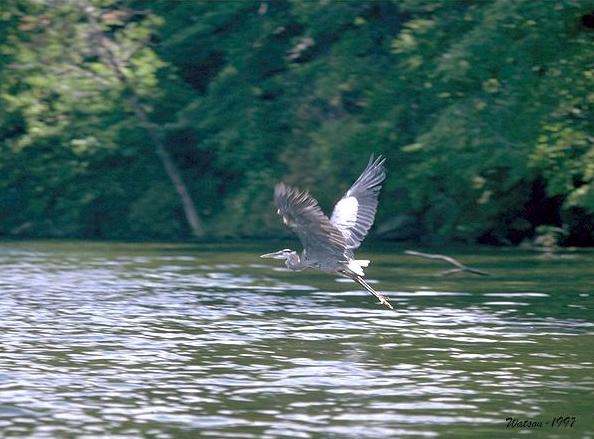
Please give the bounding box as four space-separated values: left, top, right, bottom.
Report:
261 155 394 310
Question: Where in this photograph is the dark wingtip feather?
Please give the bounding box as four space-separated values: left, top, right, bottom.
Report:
369 153 386 168
274 181 287 195
274 182 320 214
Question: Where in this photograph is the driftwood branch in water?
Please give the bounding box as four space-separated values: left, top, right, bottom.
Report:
404 250 491 276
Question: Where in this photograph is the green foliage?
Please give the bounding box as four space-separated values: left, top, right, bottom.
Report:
1 0 593 244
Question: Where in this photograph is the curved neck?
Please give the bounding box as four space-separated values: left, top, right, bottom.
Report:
285 251 306 271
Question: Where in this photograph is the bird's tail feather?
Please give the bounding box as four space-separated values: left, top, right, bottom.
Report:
346 259 370 276
343 272 394 310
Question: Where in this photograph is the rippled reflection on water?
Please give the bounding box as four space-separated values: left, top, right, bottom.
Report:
0 242 593 438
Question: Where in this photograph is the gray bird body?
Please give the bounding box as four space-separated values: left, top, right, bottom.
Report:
261 155 394 310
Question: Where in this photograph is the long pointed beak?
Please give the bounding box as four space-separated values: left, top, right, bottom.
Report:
260 252 277 258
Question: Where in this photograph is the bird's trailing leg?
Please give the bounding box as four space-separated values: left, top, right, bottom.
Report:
340 271 394 310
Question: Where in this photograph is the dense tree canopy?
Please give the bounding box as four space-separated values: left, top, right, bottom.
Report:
1 0 593 245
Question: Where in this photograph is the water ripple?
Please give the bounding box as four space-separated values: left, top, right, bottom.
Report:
0 242 593 437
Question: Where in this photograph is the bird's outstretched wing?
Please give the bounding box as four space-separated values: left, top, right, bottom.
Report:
274 183 347 262
330 155 386 250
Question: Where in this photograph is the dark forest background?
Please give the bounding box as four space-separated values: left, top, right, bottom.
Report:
1 0 593 245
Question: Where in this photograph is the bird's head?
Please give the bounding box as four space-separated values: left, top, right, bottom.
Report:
260 249 295 260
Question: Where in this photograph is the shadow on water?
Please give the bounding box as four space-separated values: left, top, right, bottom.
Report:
0 241 593 438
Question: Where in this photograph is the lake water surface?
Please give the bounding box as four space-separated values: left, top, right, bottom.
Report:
0 241 593 438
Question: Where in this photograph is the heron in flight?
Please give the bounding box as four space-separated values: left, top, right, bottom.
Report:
261 155 394 310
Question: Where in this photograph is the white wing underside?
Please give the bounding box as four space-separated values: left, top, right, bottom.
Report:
331 196 359 247
330 155 386 250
